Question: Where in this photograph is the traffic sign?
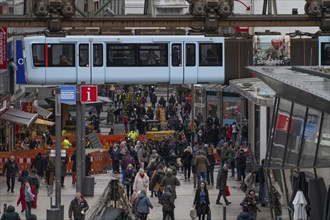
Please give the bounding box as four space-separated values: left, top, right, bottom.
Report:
60 85 76 103
81 85 98 102
224 112 229 118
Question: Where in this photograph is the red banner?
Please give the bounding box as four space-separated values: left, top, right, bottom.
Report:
276 113 293 134
0 27 7 69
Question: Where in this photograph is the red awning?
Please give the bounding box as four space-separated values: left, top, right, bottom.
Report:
0 108 38 127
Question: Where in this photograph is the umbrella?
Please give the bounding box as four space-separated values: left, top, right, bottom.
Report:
293 190 308 220
323 186 330 220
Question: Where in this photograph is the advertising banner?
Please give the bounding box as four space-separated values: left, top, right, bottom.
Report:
0 27 7 69
16 40 27 84
253 35 291 66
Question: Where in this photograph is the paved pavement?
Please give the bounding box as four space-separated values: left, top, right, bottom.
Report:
0 167 271 220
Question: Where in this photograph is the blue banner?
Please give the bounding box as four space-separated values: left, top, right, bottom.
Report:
7 41 12 61
16 40 27 84
60 85 76 103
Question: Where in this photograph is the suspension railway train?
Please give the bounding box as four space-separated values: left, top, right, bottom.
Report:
23 35 329 85
24 35 225 85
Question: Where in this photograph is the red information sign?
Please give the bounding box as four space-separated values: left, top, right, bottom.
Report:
224 113 228 118
0 27 7 69
80 85 98 102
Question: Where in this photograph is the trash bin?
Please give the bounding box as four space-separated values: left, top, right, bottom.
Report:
47 205 64 220
82 176 95 196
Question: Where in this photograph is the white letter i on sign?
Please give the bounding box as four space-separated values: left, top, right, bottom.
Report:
86 87 91 101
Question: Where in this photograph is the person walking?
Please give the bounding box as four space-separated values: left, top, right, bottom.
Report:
258 159 266 206
160 185 175 220
0 205 21 220
30 152 45 180
60 156 68 187
2 156 18 193
135 190 153 220
181 147 193 181
160 168 180 200
71 151 77 185
68 192 89 220
109 144 121 174
193 181 210 220
237 149 247 182
216 164 231 205
194 150 210 186
23 182 35 220
124 164 136 200
133 168 149 193
206 149 215 186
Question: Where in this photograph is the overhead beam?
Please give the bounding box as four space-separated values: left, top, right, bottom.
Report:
0 15 321 28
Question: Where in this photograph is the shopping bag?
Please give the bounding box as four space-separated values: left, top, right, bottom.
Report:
225 186 230 197
190 207 197 219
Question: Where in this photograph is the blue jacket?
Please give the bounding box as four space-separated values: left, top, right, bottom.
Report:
236 212 255 220
136 194 153 214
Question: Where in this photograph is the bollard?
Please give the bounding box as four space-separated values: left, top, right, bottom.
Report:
223 204 226 220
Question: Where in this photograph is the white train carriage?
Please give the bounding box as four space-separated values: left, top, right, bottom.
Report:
24 35 225 85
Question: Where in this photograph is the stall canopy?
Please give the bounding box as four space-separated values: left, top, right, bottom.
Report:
34 118 55 126
0 108 38 127
37 106 52 119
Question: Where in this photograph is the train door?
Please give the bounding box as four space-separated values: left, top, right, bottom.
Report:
184 42 197 84
91 43 105 84
77 43 91 84
169 43 184 84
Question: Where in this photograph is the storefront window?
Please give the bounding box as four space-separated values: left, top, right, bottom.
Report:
300 108 322 167
316 113 330 167
270 98 292 168
284 103 307 168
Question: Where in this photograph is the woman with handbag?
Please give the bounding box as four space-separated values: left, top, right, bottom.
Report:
193 181 210 220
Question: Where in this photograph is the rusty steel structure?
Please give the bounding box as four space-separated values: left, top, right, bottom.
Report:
0 0 328 31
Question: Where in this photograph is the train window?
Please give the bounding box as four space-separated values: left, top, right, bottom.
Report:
48 44 75 67
321 43 330 65
32 44 45 67
199 43 223 66
186 44 196 66
79 44 89 67
107 44 136 67
138 44 168 66
172 44 181 67
93 44 103 67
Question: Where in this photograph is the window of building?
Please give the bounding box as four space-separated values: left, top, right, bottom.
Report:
316 113 330 167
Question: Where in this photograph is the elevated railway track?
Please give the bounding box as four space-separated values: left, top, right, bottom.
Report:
0 15 321 28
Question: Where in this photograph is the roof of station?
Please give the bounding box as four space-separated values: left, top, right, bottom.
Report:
229 78 275 106
246 66 330 113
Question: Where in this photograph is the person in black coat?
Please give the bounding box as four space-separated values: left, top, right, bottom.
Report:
206 150 215 185
238 149 247 182
181 147 193 180
31 153 45 179
193 181 210 220
0 205 21 220
109 144 121 174
160 185 175 220
3 156 19 193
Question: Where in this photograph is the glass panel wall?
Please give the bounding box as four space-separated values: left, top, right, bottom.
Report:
316 113 330 167
300 108 322 167
270 98 292 168
284 103 307 168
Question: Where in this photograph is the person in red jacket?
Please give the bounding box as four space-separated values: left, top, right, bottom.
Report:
17 181 37 212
